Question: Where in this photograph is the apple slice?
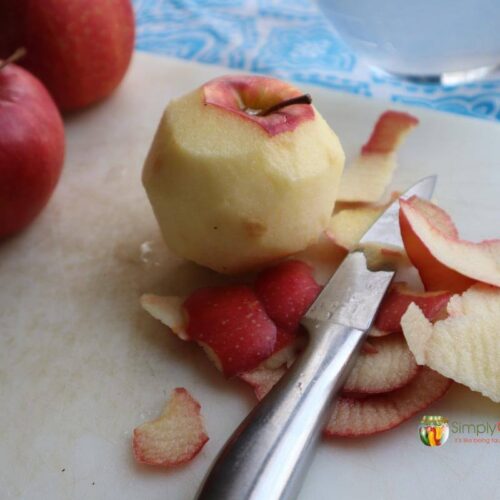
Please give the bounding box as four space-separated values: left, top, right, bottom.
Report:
337 111 418 203
140 294 189 340
325 367 451 437
184 285 277 377
133 388 209 467
254 260 322 332
370 283 452 336
400 196 500 292
401 284 500 403
343 335 418 394
239 365 287 401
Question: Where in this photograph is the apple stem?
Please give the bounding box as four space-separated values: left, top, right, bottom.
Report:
257 94 312 117
0 47 27 72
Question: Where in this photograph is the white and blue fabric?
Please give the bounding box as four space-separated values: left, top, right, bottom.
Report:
133 0 500 121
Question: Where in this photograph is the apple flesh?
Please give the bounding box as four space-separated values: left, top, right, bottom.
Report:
400 196 500 292
337 111 418 203
325 194 408 270
342 335 418 394
0 61 65 239
240 335 419 399
327 200 391 251
293 232 348 285
239 365 287 401
140 294 189 340
0 0 135 111
143 75 345 274
325 367 451 438
203 77 314 136
133 388 209 467
401 284 500 403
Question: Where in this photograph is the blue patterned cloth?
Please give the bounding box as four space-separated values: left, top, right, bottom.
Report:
133 0 500 121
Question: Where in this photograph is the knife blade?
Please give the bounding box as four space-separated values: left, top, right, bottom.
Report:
305 175 437 329
197 176 437 500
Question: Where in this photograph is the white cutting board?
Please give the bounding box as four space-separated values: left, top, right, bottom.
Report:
0 53 499 500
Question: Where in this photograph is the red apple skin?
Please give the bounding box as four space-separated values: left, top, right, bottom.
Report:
399 204 476 293
255 260 322 332
203 75 315 136
184 285 278 377
0 63 65 239
361 111 419 155
373 283 452 334
0 0 135 112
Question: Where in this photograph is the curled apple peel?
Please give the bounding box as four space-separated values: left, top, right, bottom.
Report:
342 335 418 394
371 282 452 336
401 284 500 403
400 196 500 292
140 294 188 340
337 111 419 203
325 367 451 437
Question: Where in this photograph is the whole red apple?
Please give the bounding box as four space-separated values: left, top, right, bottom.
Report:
0 0 135 112
0 61 65 239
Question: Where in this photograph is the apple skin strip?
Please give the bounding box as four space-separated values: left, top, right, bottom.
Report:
402 284 500 403
400 196 500 292
325 367 451 437
337 111 419 203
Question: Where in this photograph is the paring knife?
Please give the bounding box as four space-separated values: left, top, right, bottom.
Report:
196 176 437 500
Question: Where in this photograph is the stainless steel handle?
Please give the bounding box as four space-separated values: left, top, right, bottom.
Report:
196 321 366 500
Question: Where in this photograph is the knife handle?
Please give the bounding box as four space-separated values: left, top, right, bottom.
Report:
196 321 365 500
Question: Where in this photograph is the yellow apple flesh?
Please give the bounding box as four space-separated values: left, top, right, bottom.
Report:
143 75 345 273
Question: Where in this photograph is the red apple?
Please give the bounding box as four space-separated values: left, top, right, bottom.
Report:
0 60 65 239
0 0 135 112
